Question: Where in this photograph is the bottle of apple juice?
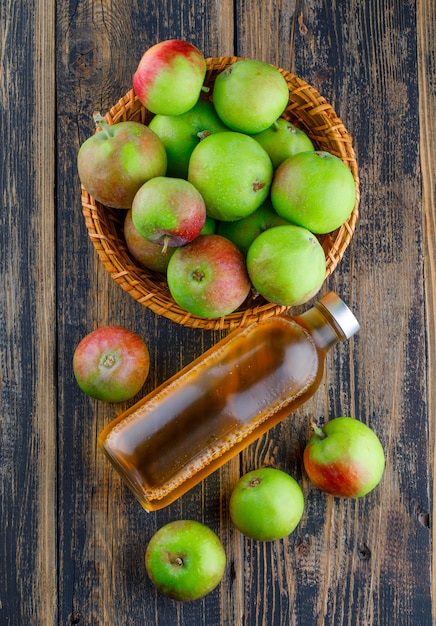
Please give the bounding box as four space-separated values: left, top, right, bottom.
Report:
99 292 360 511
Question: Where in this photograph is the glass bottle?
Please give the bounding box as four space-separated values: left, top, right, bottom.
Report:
99 292 360 511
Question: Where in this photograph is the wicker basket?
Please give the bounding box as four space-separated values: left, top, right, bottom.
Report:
81 56 360 331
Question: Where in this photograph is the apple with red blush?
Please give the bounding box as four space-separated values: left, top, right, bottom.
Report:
77 113 167 209
124 209 176 273
131 177 206 253
166 234 251 318
133 39 207 116
303 417 385 498
73 326 150 402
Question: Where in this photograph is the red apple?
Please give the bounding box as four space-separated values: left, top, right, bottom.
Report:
124 209 175 273
73 326 150 402
145 520 226 602
131 177 206 252
166 234 251 318
303 417 385 498
133 39 206 116
77 114 167 209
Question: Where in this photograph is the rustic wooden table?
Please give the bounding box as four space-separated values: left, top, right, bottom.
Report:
1 1 435 625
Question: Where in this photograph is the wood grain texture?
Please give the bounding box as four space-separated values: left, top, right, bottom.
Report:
416 1 436 619
0 0 434 624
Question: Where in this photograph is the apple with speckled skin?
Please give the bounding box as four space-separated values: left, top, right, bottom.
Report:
303 417 385 498
124 210 176 273
217 199 291 255
212 59 289 134
167 234 251 318
132 177 206 253
77 114 167 209
73 326 150 402
271 150 356 234
145 520 226 602
253 118 315 169
188 131 273 221
133 39 206 116
229 467 304 541
246 224 326 306
149 99 229 178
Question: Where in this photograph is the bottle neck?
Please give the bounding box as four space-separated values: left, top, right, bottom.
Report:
294 306 346 352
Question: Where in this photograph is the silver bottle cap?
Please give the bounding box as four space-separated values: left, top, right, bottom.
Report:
315 292 360 339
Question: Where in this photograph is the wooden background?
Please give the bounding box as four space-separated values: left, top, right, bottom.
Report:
1 0 434 624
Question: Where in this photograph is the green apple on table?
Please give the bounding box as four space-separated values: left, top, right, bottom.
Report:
230 467 305 541
133 39 207 116
145 520 226 601
77 114 167 209
303 417 385 497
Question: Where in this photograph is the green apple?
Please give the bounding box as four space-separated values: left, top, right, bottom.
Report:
145 520 226 601
77 114 167 209
132 177 206 252
124 209 175 273
188 131 273 221
271 150 356 234
303 417 385 498
148 99 229 178
212 59 289 134
199 215 216 234
133 39 206 116
167 234 251 318
253 118 315 169
217 199 291 255
229 467 304 541
246 224 326 306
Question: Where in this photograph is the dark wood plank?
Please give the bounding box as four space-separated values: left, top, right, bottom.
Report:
0 1 57 624
56 2 235 624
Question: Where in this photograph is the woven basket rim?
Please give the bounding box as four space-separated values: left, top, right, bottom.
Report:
81 56 360 331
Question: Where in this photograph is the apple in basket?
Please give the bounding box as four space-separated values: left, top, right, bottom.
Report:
253 117 315 170
77 113 167 209
133 39 207 116
124 209 176 273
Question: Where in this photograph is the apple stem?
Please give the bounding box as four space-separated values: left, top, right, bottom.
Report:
161 236 169 255
93 112 113 139
309 420 326 439
201 85 210 93
197 130 211 141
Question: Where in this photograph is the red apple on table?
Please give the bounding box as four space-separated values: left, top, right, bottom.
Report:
230 467 305 541
77 113 167 209
271 150 356 234
124 209 176 273
303 417 385 498
133 39 207 116
145 520 226 601
131 176 206 253
73 326 150 402
212 59 289 134
148 99 229 178
166 234 251 318
188 131 273 221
